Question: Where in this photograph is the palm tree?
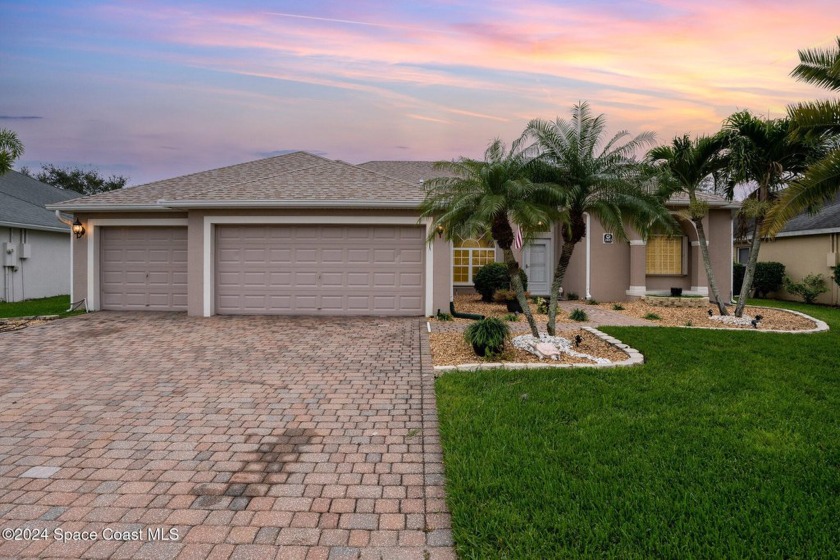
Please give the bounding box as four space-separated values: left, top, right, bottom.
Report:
0 129 24 174
523 102 671 335
723 111 817 316
648 134 731 315
766 37 840 233
419 139 561 337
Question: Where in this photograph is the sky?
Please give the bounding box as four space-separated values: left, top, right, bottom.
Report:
1 0 839 186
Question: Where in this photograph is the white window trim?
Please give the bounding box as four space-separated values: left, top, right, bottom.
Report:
452 243 497 286
202 215 433 317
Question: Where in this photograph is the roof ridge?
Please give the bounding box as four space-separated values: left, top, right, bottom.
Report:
190 161 328 193
340 160 428 188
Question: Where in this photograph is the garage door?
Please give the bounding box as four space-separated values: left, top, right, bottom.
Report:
100 227 188 311
215 225 424 315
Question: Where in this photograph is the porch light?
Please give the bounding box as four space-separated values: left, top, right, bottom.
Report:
72 218 85 239
436 225 444 238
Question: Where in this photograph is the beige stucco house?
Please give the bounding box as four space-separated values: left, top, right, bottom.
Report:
47 153 738 316
742 194 840 306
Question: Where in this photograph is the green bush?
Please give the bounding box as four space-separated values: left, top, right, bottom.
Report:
569 308 588 322
644 312 662 320
502 313 519 322
784 274 828 304
464 317 510 357
567 292 579 301
535 297 548 314
753 261 785 298
612 303 625 311
587 299 599 305
832 266 840 288
733 262 746 296
473 263 528 302
435 311 453 321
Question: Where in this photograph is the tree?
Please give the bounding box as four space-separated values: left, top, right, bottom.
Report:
25 164 128 195
0 129 24 175
419 139 561 337
722 111 817 317
765 37 840 234
523 101 671 335
647 134 731 315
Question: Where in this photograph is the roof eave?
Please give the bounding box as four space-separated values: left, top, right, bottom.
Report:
157 199 422 209
775 227 840 238
44 204 177 212
0 220 69 233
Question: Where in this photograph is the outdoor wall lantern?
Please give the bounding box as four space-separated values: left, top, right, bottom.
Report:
436 225 444 238
72 218 86 239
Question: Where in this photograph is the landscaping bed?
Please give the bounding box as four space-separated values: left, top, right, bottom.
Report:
429 328 628 367
600 300 818 330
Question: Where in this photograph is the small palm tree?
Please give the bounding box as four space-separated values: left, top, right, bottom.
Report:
648 134 730 315
767 36 840 233
523 102 671 335
0 129 24 175
419 139 560 337
723 111 818 316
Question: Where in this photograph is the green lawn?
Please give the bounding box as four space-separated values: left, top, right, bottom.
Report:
0 295 78 318
436 300 839 559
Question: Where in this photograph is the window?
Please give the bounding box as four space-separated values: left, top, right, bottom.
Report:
453 237 496 284
646 235 684 275
738 247 750 264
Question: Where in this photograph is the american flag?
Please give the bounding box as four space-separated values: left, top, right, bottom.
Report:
513 225 523 250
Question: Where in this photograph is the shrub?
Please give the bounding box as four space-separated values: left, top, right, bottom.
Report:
643 312 661 320
733 262 745 296
502 313 519 322
473 263 528 302
435 311 453 321
752 262 785 298
832 266 840 288
567 292 579 301
463 317 510 357
535 297 548 314
587 299 599 305
612 303 625 311
569 308 588 322
784 274 828 304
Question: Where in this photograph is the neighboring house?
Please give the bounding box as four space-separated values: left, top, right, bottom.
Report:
47 153 738 316
0 171 78 302
739 193 840 306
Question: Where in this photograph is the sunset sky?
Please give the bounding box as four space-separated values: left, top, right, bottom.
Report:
2 0 838 186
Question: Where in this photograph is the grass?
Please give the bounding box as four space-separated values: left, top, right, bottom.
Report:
0 295 80 318
436 299 839 559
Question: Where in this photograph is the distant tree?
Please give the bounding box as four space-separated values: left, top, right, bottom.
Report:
0 129 24 174
25 164 128 195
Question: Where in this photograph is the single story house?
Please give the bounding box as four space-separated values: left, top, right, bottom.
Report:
48 152 738 316
742 193 840 306
1 170 78 302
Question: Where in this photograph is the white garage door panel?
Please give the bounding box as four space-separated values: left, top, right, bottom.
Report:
215 225 425 315
100 227 188 311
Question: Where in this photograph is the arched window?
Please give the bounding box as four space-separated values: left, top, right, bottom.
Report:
453 237 496 284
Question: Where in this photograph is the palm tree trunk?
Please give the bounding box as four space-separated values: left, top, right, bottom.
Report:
690 194 728 315
502 248 540 337
735 216 763 317
547 241 576 336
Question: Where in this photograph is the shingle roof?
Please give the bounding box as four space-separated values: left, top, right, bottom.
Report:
0 171 78 231
49 152 427 210
357 161 448 185
777 192 840 235
665 191 739 209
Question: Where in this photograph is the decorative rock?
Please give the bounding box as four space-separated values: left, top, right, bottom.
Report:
512 334 611 364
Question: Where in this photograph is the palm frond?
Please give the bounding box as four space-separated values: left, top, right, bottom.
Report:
765 150 840 235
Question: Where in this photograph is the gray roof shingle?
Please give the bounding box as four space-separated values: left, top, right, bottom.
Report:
0 171 78 231
50 152 428 210
778 192 840 235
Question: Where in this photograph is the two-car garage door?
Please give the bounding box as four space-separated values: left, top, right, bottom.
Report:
98 224 425 315
215 225 424 315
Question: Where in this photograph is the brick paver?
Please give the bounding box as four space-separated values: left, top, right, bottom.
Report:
0 313 453 559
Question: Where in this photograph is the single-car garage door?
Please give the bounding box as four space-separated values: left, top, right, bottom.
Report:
215 225 424 315
100 227 188 311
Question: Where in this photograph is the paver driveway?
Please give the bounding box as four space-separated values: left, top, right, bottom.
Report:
0 313 454 559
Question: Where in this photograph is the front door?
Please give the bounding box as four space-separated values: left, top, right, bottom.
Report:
523 238 552 296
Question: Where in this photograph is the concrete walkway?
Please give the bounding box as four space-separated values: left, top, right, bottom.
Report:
0 313 454 560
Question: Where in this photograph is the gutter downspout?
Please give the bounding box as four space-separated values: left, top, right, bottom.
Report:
584 212 592 300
